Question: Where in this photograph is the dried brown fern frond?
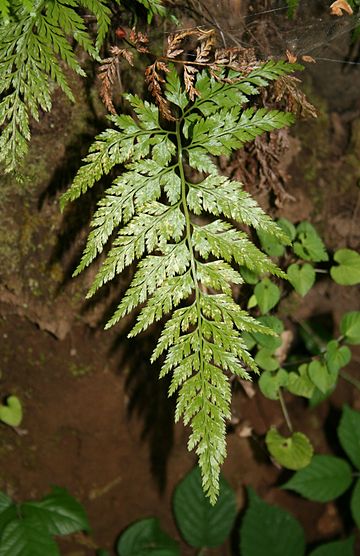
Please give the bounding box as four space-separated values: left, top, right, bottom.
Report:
129 29 150 53
213 46 257 72
145 61 175 121
98 47 134 114
183 63 199 100
166 27 214 59
273 75 317 119
145 28 259 117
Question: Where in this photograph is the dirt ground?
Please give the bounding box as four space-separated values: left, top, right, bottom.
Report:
0 1 360 555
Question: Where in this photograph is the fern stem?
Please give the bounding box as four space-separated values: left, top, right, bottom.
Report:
176 116 206 405
278 388 293 433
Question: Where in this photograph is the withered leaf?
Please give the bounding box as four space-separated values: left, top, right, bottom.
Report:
301 55 316 63
330 0 353 16
98 47 134 114
286 50 297 63
129 29 149 53
145 61 175 121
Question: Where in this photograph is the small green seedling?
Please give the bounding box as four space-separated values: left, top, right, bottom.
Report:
0 395 22 427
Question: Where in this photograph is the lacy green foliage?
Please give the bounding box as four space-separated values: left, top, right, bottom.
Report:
62 60 297 503
0 0 167 173
0 0 109 172
136 0 167 21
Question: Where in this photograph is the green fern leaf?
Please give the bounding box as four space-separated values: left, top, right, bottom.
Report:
63 58 298 503
0 0 114 172
136 0 167 22
0 0 10 19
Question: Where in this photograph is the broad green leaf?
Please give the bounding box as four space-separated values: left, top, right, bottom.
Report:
254 279 281 314
0 516 59 556
0 493 12 514
258 369 288 400
287 263 315 297
277 218 296 241
239 267 259 284
240 487 305 556
298 322 324 356
308 386 334 408
22 487 89 536
286 364 315 399
255 348 279 372
340 311 360 345
338 405 360 470
247 294 258 309
351 478 360 529
330 249 360 286
173 466 236 548
308 360 332 394
293 221 328 262
242 332 257 350
0 396 22 427
309 536 355 556
257 229 285 257
0 493 17 537
252 316 284 350
266 429 313 470
325 340 351 374
282 455 353 501
116 518 179 556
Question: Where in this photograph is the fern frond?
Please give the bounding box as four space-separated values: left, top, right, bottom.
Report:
78 0 111 50
136 0 167 22
64 55 298 503
60 107 170 208
0 0 114 172
187 175 290 241
189 107 295 156
0 0 10 19
107 240 189 328
87 202 184 299
192 61 301 116
192 220 286 278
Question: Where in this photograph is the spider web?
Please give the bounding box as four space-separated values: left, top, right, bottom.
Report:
180 0 360 67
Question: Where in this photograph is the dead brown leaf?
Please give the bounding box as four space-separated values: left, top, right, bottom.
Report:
286 49 297 63
302 55 316 63
145 61 175 121
129 29 149 53
98 47 134 114
330 0 353 16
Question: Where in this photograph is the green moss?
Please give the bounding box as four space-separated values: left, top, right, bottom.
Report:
68 362 92 378
295 84 330 184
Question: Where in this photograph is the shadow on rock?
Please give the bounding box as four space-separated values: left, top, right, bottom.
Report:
112 327 175 494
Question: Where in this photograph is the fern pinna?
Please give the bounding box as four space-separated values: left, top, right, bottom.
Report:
62 32 299 503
